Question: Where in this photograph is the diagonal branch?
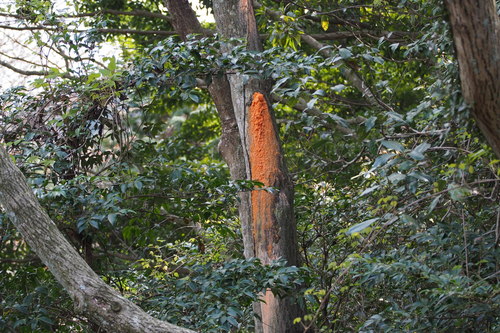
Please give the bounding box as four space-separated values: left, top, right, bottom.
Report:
0 59 74 79
0 146 195 333
0 9 170 21
254 1 393 112
0 24 178 36
0 59 49 76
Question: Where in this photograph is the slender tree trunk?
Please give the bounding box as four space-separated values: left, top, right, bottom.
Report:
165 1 303 331
445 0 500 158
0 146 195 333
211 1 303 332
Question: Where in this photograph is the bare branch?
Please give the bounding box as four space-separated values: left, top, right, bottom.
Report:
0 59 74 79
309 31 417 43
0 9 170 21
0 59 49 76
0 24 178 36
0 50 43 67
79 9 170 21
253 1 393 112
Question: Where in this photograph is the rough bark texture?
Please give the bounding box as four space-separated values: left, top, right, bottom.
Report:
162 0 208 41
248 93 301 332
212 1 302 332
445 0 500 158
163 2 263 327
167 0 303 330
0 146 195 333
209 75 256 261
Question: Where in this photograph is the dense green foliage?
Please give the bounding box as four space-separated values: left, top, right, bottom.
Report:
1 0 499 331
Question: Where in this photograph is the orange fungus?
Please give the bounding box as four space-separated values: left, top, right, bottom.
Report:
248 92 280 259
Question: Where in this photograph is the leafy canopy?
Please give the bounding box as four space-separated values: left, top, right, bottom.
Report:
0 0 499 332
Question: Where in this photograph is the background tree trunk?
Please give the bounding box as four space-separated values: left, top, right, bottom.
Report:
445 0 500 158
163 0 256 262
0 146 195 333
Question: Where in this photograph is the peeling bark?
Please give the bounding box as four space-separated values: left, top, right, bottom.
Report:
166 0 303 330
0 146 195 333
212 1 303 331
445 0 500 158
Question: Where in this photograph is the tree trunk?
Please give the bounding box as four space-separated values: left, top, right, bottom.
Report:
0 146 195 333
445 0 500 158
211 1 303 332
165 1 303 331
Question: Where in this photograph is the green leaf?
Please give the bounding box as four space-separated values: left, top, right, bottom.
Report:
227 307 240 317
382 140 404 152
107 213 118 225
386 111 405 123
400 214 416 224
371 153 395 169
227 316 239 327
390 43 399 51
364 116 377 131
339 48 353 59
428 195 441 213
188 92 200 103
360 185 379 197
38 316 55 325
347 218 379 235
106 56 116 71
388 172 406 184
408 171 432 182
409 142 431 160
331 84 346 92
313 89 326 96
272 77 289 92
448 184 471 202
89 219 100 229
306 98 318 109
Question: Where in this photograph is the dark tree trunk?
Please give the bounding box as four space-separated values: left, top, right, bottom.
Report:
445 0 500 158
164 0 255 262
0 146 195 333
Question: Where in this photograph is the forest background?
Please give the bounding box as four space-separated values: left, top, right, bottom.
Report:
0 0 499 332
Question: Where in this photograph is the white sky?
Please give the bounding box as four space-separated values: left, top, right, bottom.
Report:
0 0 214 90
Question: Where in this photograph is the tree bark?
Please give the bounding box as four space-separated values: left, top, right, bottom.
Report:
445 0 500 158
211 1 303 332
0 146 195 333
166 1 303 331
